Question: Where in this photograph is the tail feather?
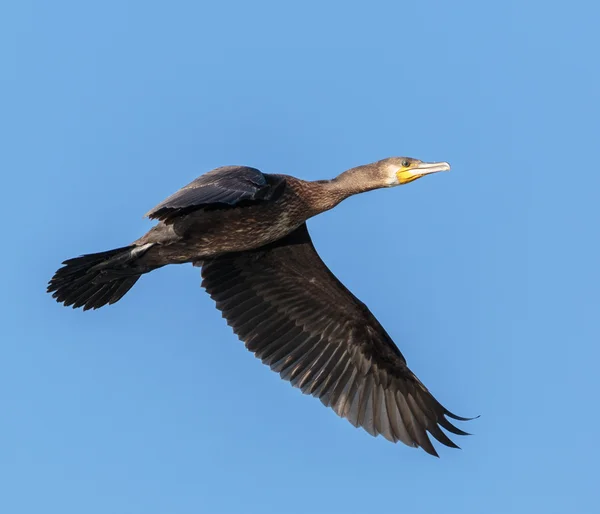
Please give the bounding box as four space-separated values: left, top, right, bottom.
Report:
48 245 148 310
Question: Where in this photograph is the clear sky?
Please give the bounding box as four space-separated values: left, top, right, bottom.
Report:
2 1 599 513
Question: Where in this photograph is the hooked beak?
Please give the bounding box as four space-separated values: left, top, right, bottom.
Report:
397 161 451 185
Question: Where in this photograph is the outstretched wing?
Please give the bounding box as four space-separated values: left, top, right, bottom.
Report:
200 223 473 456
146 166 286 222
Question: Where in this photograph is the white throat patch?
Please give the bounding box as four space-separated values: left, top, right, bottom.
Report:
385 164 401 186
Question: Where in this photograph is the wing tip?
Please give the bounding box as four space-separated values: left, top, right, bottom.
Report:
445 409 481 422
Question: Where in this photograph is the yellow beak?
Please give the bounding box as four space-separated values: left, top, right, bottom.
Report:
397 161 451 185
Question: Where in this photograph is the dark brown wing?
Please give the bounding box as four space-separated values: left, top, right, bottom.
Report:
146 166 286 222
200 223 473 456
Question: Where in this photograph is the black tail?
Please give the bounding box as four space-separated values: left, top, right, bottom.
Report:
48 244 152 310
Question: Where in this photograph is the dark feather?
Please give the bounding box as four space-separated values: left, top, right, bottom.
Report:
200 223 474 456
145 166 287 222
48 246 142 311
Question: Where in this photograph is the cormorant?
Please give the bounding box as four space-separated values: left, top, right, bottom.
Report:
48 156 474 456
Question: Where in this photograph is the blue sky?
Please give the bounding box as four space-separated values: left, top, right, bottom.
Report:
2 1 599 513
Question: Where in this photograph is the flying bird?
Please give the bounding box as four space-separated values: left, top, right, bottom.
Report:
48 157 474 456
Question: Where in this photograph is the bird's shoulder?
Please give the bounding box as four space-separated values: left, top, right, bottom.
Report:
145 165 287 222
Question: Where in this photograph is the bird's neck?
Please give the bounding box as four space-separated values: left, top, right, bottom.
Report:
306 166 378 213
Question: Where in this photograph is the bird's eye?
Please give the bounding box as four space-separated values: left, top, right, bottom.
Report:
401 160 411 168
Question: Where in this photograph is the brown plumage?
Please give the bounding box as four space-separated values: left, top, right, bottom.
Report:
48 157 475 456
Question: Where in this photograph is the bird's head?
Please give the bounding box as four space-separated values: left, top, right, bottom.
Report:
325 156 451 208
378 157 451 187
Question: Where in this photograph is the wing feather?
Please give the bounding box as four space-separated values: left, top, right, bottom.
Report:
146 166 286 222
200 223 474 455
